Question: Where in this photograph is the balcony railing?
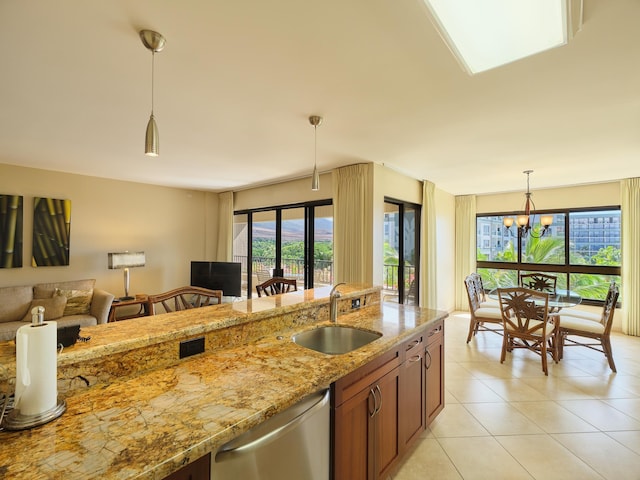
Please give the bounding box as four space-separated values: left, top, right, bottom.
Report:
232 255 334 286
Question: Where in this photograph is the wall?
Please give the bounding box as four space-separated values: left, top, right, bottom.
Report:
233 173 332 211
0 164 212 297
476 181 620 213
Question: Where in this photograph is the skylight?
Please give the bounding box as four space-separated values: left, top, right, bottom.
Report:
423 0 581 74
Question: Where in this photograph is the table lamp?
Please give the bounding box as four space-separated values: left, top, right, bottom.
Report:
108 252 145 300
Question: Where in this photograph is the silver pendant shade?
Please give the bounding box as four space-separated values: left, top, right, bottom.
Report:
140 30 165 157
309 115 322 191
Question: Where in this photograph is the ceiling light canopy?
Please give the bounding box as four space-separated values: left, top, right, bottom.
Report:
423 0 582 74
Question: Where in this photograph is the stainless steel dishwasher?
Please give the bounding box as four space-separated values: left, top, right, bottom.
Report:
211 388 330 480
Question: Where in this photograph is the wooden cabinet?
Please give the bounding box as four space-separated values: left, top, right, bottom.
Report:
399 332 425 450
162 453 210 480
425 320 444 425
333 347 401 480
332 319 445 480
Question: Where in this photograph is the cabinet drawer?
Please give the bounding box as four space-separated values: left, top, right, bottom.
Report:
333 347 401 407
425 320 443 345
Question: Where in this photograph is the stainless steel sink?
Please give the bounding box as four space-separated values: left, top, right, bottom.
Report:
293 326 382 355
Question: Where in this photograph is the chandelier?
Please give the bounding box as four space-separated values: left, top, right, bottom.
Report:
503 170 553 238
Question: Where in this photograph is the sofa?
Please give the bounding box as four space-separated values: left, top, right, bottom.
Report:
0 279 114 342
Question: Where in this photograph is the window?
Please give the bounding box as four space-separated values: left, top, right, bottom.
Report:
234 200 333 298
476 207 621 304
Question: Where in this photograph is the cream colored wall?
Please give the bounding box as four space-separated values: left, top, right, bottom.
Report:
372 164 422 286
477 182 620 213
233 173 332 211
476 181 622 331
0 164 211 297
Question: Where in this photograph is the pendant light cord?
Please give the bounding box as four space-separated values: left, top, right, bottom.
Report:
314 124 317 169
151 51 155 116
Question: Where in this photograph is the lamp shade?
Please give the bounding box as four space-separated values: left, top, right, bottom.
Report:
145 114 159 157
108 252 146 269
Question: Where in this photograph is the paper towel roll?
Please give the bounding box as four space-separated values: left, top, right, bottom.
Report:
14 321 58 416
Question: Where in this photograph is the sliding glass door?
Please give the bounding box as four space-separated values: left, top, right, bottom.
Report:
233 201 333 298
383 199 420 305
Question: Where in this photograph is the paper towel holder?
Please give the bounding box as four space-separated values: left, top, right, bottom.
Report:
2 397 66 431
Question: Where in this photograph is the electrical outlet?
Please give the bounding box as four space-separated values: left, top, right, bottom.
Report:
351 298 361 309
179 337 205 359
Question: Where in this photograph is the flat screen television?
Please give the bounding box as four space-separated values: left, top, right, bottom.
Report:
190 261 242 297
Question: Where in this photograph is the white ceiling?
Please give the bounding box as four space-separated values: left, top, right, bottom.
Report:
1 0 639 196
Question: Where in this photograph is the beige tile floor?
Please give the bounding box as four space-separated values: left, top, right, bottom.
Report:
392 312 640 480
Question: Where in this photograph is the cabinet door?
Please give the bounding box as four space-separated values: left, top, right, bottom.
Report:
425 322 444 425
374 367 401 480
334 386 376 480
400 338 425 450
163 453 210 480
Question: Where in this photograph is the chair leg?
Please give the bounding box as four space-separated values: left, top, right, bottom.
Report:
500 333 508 364
603 337 617 373
541 340 548 376
466 318 476 343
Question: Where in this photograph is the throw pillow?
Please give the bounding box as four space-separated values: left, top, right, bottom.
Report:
34 279 96 300
21 296 68 322
56 288 94 316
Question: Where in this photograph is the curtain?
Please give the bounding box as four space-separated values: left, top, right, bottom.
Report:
215 191 234 262
420 180 437 309
454 195 476 311
621 178 640 336
333 164 372 283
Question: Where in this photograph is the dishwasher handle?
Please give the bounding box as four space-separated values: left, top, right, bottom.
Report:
215 388 330 463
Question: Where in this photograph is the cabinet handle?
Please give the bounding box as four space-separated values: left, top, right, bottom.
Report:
408 354 421 363
369 388 378 418
406 339 420 351
375 385 382 415
425 349 432 370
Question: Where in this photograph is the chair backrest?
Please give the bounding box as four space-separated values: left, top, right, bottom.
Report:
600 282 619 333
404 279 417 305
470 272 487 302
464 274 480 312
147 286 222 315
497 287 552 336
519 273 557 293
256 277 297 297
255 269 272 283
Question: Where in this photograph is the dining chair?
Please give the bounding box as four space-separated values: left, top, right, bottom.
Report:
255 269 272 283
518 272 557 293
256 277 298 297
470 272 499 308
464 274 503 343
558 282 619 372
497 287 559 375
147 286 223 315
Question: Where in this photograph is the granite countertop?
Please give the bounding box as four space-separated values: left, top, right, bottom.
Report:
0 286 447 480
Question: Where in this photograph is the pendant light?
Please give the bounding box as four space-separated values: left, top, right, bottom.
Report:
309 115 322 191
503 170 553 238
140 30 166 157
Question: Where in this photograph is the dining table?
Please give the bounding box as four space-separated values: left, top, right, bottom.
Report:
489 288 582 313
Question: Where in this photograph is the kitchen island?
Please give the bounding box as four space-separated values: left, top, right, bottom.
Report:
0 285 447 479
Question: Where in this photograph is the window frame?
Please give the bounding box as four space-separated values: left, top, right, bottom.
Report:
476 205 621 306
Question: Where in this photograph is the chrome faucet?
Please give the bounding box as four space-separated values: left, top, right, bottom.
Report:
329 283 346 323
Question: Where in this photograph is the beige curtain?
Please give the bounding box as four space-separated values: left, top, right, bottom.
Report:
454 195 476 310
621 178 640 336
333 164 373 283
215 191 234 262
420 180 437 309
